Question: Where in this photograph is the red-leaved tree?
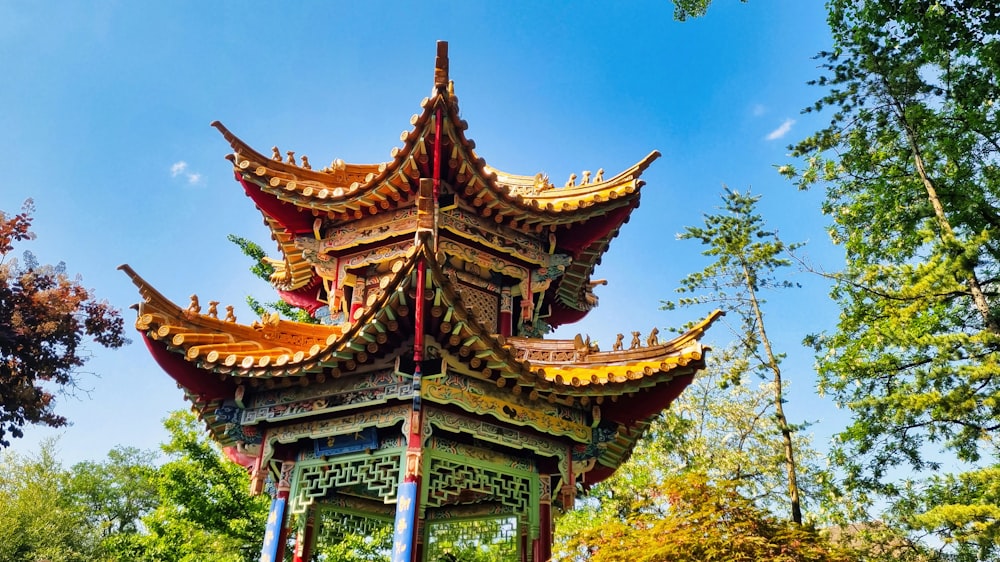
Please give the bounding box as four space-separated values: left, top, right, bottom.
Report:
0 199 127 447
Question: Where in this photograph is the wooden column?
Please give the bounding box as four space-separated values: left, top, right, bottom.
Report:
500 287 513 337
291 503 317 562
392 258 427 562
260 460 295 562
535 474 552 562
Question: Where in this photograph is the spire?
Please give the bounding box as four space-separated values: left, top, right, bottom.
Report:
434 40 449 90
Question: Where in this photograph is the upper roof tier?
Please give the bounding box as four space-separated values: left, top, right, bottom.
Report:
213 118 659 229
213 41 661 326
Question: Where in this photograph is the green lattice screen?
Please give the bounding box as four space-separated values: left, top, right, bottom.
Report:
289 448 402 514
314 509 393 562
425 516 520 562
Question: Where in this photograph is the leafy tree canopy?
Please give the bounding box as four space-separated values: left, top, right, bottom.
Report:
228 233 318 324
0 199 127 447
561 472 852 562
138 410 269 562
670 0 748 21
663 186 806 523
787 0 1000 485
0 439 97 562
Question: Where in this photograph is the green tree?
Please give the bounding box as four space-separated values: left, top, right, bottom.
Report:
68 446 160 559
0 439 97 562
663 186 806 523
887 466 1000 561
561 472 852 562
785 1 1000 556
787 0 1000 498
555 350 829 558
228 234 317 323
137 410 269 562
314 524 392 562
669 0 748 21
0 200 127 447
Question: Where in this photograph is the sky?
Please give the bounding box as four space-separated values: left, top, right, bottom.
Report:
0 1 840 466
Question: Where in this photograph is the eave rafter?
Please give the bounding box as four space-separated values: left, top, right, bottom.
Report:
418 248 723 399
117 246 423 381
212 76 659 231
433 93 660 230
263 215 316 291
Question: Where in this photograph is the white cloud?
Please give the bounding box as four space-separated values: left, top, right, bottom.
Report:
752 104 767 117
170 161 203 185
765 118 795 141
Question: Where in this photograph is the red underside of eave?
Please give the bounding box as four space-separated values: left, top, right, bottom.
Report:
142 332 233 400
584 371 697 485
545 203 639 328
558 203 636 257
236 172 314 235
602 371 696 427
545 300 589 329
277 278 324 314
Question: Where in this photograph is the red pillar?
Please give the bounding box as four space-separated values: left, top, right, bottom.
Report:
349 275 366 321
274 461 296 561
260 460 295 562
392 258 427 562
535 474 552 562
292 503 317 562
500 287 512 337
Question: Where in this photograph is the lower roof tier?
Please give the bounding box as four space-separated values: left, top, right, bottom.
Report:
121 241 720 484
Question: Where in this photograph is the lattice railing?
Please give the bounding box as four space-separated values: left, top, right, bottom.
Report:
289 449 401 514
425 516 520 562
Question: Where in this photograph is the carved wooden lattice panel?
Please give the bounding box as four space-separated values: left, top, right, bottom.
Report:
425 516 519 562
424 456 531 512
315 510 393 557
455 283 498 333
289 451 401 514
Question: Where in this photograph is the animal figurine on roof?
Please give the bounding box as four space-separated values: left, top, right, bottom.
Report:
646 327 659 346
612 333 624 352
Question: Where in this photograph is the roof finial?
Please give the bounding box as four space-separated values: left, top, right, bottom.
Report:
435 41 449 90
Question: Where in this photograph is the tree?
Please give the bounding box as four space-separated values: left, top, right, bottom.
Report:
137 410 269 562
0 199 127 447
68 447 160 559
663 186 806 523
560 472 852 562
555 350 829 559
887 466 1000 561
314 525 392 562
669 0 748 21
228 234 317 323
787 0 1000 488
0 439 97 562
0 414 269 562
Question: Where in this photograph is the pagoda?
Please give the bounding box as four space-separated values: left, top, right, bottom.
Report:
122 42 720 562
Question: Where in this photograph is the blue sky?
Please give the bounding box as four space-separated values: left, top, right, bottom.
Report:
1 1 839 465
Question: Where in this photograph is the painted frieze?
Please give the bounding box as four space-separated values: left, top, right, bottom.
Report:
423 374 591 443
241 369 412 425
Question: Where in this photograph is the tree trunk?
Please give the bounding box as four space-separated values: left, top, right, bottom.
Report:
891 94 998 333
742 262 803 524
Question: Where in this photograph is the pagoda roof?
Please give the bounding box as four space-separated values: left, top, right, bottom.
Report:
120 241 719 443
121 42 714 487
211 42 660 321
211 120 658 230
